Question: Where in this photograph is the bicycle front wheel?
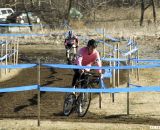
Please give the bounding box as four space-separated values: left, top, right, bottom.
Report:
63 93 76 116
77 92 91 117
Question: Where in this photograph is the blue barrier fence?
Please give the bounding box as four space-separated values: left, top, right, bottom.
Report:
0 23 44 27
0 63 159 93
0 33 49 37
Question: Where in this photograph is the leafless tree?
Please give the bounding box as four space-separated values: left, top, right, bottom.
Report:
140 0 156 26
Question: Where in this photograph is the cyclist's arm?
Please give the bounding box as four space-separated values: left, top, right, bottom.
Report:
74 36 79 47
64 39 67 47
76 49 84 73
77 53 82 66
95 52 102 74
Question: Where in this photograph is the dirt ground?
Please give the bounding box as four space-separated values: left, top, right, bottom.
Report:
0 35 160 130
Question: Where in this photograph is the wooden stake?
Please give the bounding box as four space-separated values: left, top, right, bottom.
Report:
5 42 8 74
112 45 116 102
13 42 16 65
103 28 105 57
127 56 130 115
16 39 19 64
117 43 120 87
136 50 140 81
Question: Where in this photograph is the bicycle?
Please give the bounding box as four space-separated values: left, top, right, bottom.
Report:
63 72 100 117
65 43 77 64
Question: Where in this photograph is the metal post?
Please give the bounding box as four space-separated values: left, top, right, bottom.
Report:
37 58 41 126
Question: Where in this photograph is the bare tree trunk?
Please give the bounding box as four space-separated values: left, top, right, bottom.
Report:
14 0 17 11
30 0 34 8
23 0 32 31
140 0 145 26
157 0 160 7
49 0 52 7
38 0 41 9
151 0 156 23
66 0 73 24
140 0 156 26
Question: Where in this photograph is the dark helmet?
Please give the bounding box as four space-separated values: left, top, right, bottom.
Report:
87 39 98 48
68 30 73 38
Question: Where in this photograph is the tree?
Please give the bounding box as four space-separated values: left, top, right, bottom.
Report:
140 0 156 26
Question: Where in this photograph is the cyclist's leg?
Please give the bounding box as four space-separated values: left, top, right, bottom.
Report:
72 69 81 87
73 46 76 55
66 46 70 59
81 73 87 88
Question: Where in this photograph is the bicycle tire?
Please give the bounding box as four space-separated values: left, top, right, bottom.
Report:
68 53 74 64
63 93 76 116
77 92 91 117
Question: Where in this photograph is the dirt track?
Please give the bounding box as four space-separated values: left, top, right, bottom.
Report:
0 48 127 119
0 46 160 130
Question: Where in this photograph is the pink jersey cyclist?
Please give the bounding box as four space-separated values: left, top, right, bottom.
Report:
76 47 102 73
72 39 102 87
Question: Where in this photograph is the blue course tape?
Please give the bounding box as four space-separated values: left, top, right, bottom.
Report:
0 40 8 45
0 33 49 37
42 63 160 70
123 47 138 56
0 54 8 61
0 85 38 93
105 35 120 42
40 86 160 93
129 84 143 87
98 40 126 54
0 23 44 27
98 40 113 48
0 64 37 68
0 50 17 61
132 59 160 62
127 39 136 46
101 57 127 62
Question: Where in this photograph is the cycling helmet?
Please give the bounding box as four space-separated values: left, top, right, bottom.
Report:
68 30 73 38
87 39 98 48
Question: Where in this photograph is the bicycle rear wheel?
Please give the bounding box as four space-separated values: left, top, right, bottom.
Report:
77 92 91 117
63 93 76 116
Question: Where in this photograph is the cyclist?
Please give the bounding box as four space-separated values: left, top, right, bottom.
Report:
72 39 102 88
64 30 79 61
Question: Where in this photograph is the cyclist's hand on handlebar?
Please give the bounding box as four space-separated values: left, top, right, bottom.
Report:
79 69 84 74
98 73 103 79
100 74 104 79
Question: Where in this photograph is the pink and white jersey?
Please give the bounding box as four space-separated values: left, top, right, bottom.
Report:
76 47 102 73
